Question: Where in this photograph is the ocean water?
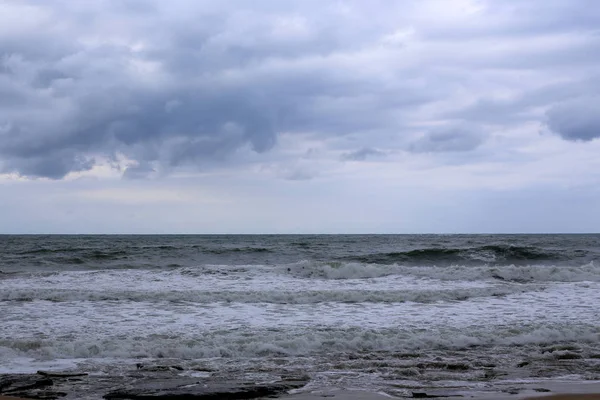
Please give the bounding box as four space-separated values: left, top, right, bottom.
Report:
1 234 600 395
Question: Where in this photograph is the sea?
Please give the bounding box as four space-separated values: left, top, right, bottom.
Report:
1 234 600 397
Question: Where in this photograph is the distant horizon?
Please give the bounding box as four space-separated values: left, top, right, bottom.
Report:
2 231 599 236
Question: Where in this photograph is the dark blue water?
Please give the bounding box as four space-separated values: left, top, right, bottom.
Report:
1 234 598 273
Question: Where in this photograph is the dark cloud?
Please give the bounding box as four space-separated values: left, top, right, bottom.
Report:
408 126 485 153
452 77 600 125
1 0 599 179
0 1 434 179
546 98 600 141
341 147 385 161
2 151 94 179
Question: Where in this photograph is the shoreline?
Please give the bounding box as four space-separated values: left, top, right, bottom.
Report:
2 383 600 400
280 382 600 400
2 397 599 400
280 392 600 400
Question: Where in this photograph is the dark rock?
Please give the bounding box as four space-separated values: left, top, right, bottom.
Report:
541 345 581 354
37 371 88 378
473 362 496 368
517 361 529 368
103 378 309 400
0 375 65 400
0 375 53 394
0 376 16 391
445 363 470 371
502 388 520 395
554 352 582 360
416 362 469 371
412 392 463 398
191 368 214 373
491 274 529 283
482 369 496 379
10 390 67 399
534 388 552 392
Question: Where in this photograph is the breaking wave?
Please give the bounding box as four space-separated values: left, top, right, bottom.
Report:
1 324 598 360
343 245 580 265
282 260 600 282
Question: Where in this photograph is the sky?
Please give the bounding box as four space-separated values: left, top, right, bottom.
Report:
1 0 600 234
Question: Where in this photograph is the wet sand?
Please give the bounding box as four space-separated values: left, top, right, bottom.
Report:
280 392 600 400
1 392 600 399
526 396 600 400
2 382 600 399
279 383 600 400
0 397 32 400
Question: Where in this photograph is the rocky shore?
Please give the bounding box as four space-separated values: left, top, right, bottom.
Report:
0 363 600 400
2 365 600 400
0 367 309 400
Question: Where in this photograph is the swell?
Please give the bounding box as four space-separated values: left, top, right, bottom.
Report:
7 246 273 269
344 245 577 265
202 247 273 254
0 285 538 304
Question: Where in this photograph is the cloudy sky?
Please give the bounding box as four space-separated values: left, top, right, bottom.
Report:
1 0 599 233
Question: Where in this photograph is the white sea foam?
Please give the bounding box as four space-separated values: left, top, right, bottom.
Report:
5 261 599 285
2 251 600 385
281 260 600 282
0 324 598 361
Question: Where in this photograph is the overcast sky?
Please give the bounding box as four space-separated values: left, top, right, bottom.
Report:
1 0 599 233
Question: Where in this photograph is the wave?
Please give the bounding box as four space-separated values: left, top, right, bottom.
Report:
14 248 131 266
1 324 598 360
7 260 598 284
344 245 576 265
0 285 538 304
203 247 273 254
12 246 271 265
18 248 128 257
282 260 600 282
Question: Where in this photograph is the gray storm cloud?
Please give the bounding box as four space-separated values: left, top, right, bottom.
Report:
0 0 426 178
0 0 600 179
408 126 485 153
546 98 600 142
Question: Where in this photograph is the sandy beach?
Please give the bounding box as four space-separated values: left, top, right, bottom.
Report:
0 396 590 400
0 396 587 400
526 396 600 400
2 384 600 399
277 384 600 400
279 390 600 400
